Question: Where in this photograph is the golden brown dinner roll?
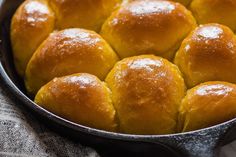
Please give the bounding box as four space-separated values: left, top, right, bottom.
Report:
11 0 55 76
178 81 236 132
49 0 121 31
190 0 236 31
35 73 117 131
174 0 192 6
25 28 119 95
106 55 186 134
175 23 236 88
125 0 192 6
101 0 197 59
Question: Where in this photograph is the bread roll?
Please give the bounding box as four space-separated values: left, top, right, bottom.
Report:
101 0 196 59
25 28 119 95
106 55 186 134
178 81 236 132
190 0 236 31
175 24 236 88
174 0 192 6
35 73 117 131
11 0 55 76
50 0 121 31
125 0 192 6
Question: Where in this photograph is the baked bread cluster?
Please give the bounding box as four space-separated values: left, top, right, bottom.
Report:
11 0 236 135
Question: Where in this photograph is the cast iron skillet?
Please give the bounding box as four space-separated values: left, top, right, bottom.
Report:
1 0 236 157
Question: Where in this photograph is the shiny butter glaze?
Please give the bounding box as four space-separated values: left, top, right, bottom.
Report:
24 1 51 23
128 1 176 15
25 28 119 95
11 0 55 76
101 0 196 59
179 81 236 132
175 23 236 88
35 73 118 131
106 55 186 134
